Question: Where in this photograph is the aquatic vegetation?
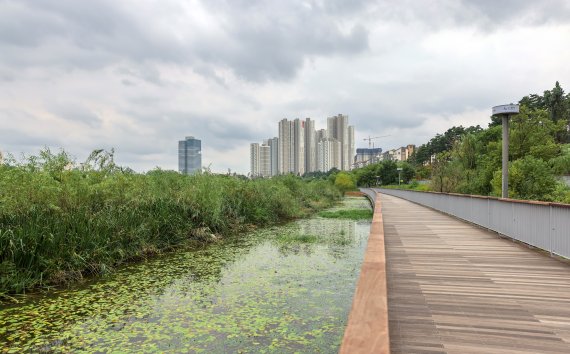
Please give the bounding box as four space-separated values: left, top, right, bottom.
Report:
318 209 373 220
0 198 372 353
0 149 341 296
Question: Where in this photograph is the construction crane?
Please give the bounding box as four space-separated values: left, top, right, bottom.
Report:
363 135 391 148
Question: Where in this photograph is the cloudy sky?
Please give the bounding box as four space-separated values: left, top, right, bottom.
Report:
1 0 569 173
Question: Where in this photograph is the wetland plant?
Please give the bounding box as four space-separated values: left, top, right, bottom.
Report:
0 149 341 296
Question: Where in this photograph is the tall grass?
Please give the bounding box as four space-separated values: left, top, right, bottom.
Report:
0 149 341 295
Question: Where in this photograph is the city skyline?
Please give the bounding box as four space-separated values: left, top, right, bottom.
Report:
251 114 355 177
1 2 569 174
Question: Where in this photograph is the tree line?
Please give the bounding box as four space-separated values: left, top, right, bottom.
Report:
340 82 570 203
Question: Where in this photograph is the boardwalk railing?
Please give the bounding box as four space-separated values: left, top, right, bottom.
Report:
377 188 570 259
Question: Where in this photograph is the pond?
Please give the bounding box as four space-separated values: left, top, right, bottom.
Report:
0 197 372 353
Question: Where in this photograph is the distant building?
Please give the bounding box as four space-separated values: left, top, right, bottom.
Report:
327 114 355 171
253 114 355 176
393 147 407 161
266 137 279 176
278 119 293 174
292 118 305 175
250 143 260 177
250 143 267 177
278 118 306 175
406 144 416 160
316 129 327 141
178 136 201 174
348 126 355 169
355 148 383 167
304 118 316 173
317 138 342 172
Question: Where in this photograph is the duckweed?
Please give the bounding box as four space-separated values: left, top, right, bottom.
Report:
0 198 372 353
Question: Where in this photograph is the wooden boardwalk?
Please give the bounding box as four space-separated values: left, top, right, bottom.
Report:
382 193 570 354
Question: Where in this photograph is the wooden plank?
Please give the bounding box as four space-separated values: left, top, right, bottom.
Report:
382 193 570 354
340 193 390 354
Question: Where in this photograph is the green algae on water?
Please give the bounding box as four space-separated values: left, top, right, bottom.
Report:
0 197 372 353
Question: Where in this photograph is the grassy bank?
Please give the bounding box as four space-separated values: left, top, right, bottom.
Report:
380 182 430 191
0 150 341 296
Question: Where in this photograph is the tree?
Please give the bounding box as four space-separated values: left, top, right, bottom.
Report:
334 172 356 194
398 162 415 184
491 156 558 200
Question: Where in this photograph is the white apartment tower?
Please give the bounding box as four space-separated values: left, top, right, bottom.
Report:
250 143 271 177
278 118 305 175
316 129 327 141
348 125 355 169
250 143 260 177
259 144 271 177
292 118 305 175
304 118 316 173
317 138 342 172
278 119 292 174
327 114 355 171
267 137 279 176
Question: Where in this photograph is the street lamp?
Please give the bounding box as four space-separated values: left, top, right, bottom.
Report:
397 167 403 186
492 103 520 198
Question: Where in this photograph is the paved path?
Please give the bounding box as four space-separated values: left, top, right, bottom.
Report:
382 193 570 354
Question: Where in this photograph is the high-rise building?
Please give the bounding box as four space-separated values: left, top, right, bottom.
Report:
251 142 271 177
304 118 316 173
293 118 305 175
348 125 355 169
178 136 201 174
317 138 341 172
259 144 270 177
316 129 327 141
327 114 354 170
355 148 383 167
278 119 292 174
267 137 279 176
256 115 355 176
250 143 260 177
278 118 305 175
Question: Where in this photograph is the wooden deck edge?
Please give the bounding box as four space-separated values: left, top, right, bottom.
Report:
339 192 390 354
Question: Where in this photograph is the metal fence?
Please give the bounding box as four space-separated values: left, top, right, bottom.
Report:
376 188 570 259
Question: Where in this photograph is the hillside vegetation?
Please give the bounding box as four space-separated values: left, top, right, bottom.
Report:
351 82 570 203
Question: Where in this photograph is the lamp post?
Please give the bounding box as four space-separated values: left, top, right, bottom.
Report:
397 167 403 186
492 104 519 198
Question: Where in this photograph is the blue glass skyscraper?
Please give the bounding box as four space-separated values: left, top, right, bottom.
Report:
178 136 201 174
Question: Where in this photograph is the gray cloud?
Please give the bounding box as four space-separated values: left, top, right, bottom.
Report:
1 0 569 173
0 0 370 82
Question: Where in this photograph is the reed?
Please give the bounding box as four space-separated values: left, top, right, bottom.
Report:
0 149 341 295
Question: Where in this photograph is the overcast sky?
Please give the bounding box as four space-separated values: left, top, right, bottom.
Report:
1 0 569 173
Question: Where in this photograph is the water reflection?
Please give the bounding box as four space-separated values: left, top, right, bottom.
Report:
0 197 372 353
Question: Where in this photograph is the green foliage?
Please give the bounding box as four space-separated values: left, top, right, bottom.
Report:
0 197 371 352
334 172 356 193
382 182 430 191
491 156 558 200
0 149 341 295
551 144 570 175
379 82 570 203
409 125 483 166
318 209 373 220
